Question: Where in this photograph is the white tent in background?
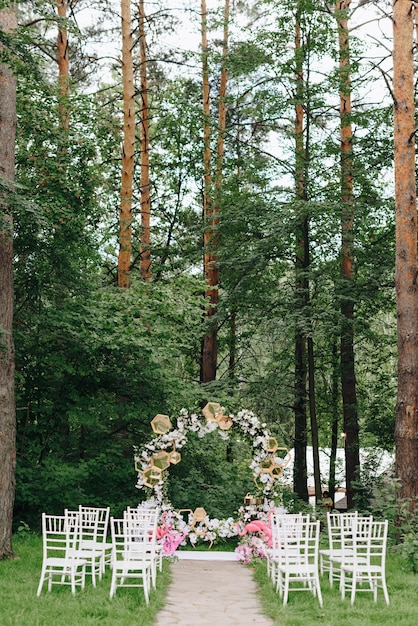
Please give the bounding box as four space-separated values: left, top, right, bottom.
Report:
280 446 394 510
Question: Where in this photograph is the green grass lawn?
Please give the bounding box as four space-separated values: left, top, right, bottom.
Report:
0 534 171 626
2 534 418 625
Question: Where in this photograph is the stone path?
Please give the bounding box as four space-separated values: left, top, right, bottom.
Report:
154 553 274 626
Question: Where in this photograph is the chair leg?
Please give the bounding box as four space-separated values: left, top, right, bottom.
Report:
143 571 150 605
70 566 76 596
109 570 116 598
100 554 105 578
340 569 346 599
382 576 390 605
81 564 86 591
350 573 357 605
36 568 46 597
373 577 378 602
282 572 289 606
315 573 323 607
329 561 335 587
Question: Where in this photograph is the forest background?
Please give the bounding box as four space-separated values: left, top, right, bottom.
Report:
1 0 415 549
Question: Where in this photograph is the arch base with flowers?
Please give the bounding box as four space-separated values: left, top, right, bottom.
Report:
133 404 290 560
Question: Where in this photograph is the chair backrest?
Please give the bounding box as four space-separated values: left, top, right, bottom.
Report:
340 515 373 562
124 507 159 546
326 511 358 550
42 513 80 560
270 512 308 532
270 512 304 545
269 514 279 545
279 518 319 566
367 519 388 566
125 507 159 529
125 506 160 520
79 506 110 543
111 516 154 561
274 514 310 551
306 519 320 565
110 517 127 559
276 514 310 539
64 508 99 547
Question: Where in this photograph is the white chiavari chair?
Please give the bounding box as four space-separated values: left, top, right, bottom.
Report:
123 506 160 589
328 514 373 589
319 511 358 585
340 519 389 605
64 508 102 587
37 513 87 596
78 506 111 578
267 513 307 583
275 518 322 607
109 516 153 602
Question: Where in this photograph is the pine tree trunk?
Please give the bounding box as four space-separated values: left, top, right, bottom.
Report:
393 0 418 503
293 6 308 501
118 0 135 288
336 0 359 510
0 4 17 560
294 335 308 500
139 0 151 281
328 337 340 504
57 0 69 132
201 0 229 382
308 335 322 503
228 309 237 381
303 52 321 504
215 0 229 191
200 0 215 382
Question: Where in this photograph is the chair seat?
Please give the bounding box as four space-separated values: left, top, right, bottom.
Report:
342 563 384 574
319 547 343 557
45 556 87 566
278 562 317 574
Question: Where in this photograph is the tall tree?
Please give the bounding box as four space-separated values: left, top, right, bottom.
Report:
214 0 229 200
335 0 360 510
57 0 69 132
118 0 135 288
328 338 340 504
139 0 151 281
204 0 230 379
293 1 309 502
393 0 418 503
292 1 322 504
200 0 218 382
0 1 17 560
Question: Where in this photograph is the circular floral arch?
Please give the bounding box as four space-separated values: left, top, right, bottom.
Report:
134 403 290 508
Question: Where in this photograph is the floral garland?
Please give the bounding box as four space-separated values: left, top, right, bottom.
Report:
133 407 290 558
134 407 288 504
139 495 282 559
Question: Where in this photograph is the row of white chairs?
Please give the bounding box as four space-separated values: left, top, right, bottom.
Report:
267 513 323 607
37 505 162 603
109 506 162 602
320 512 389 605
37 505 111 597
266 511 389 607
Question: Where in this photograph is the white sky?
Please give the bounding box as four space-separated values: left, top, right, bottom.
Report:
74 0 393 104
